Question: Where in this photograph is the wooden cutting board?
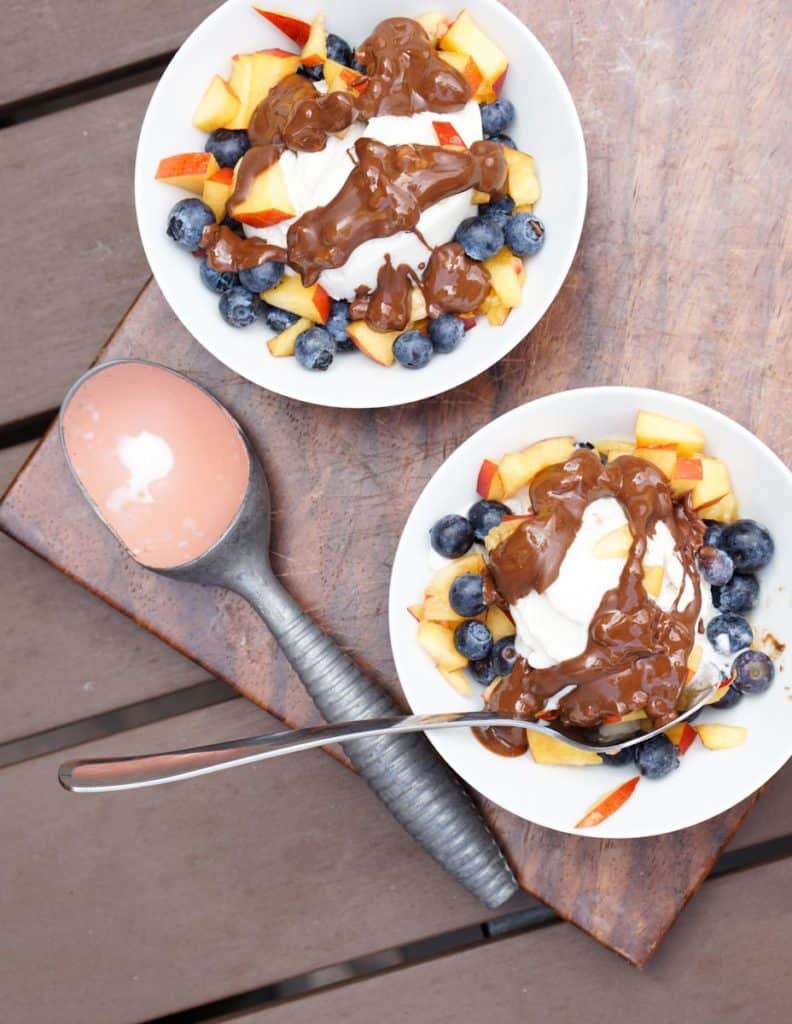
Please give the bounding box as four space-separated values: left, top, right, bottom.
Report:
1 278 783 965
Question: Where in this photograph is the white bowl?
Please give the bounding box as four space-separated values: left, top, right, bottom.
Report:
389 388 792 838
134 0 586 408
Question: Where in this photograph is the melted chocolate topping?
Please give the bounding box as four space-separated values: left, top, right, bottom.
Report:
201 224 288 272
421 243 491 316
365 256 418 331
479 451 705 754
354 17 471 118
248 74 357 152
226 144 283 214
288 138 506 285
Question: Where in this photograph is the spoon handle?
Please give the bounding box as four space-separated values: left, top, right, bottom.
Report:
232 566 517 910
58 711 523 792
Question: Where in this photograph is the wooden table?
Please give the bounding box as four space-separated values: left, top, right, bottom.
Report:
1 2 790 1021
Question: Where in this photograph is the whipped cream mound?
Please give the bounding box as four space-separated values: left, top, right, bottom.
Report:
244 100 484 300
511 497 705 670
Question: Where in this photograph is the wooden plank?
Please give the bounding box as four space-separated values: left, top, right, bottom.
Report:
0 85 153 423
249 858 792 1024
0 699 534 1024
0 445 207 743
0 1 218 106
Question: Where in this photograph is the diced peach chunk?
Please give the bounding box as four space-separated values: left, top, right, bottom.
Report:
262 276 331 324
634 447 677 479
417 621 468 671
439 667 474 696
695 723 747 750
476 458 505 501
528 732 602 766
226 50 301 129
635 410 705 457
155 152 213 194
301 13 327 67
440 10 508 86
486 606 514 642
267 315 312 357
497 437 575 497
193 75 240 133
483 248 523 308
345 322 399 366
691 457 732 511
254 9 312 47
228 159 295 227
502 148 541 207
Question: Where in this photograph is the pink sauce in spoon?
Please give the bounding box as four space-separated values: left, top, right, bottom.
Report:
61 362 249 568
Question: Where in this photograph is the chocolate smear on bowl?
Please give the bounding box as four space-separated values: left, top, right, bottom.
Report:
478 451 706 756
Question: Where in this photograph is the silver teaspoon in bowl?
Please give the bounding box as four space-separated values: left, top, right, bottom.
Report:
58 359 517 909
59 680 719 793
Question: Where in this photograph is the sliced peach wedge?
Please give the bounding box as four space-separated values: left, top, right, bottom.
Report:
227 158 295 228
575 776 640 829
267 316 312 357
476 458 506 501
202 166 234 221
346 322 399 367
497 436 575 498
253 8 312 47
193 75 240 133
635 409 705 457
155 152 217 194
440 10 508 100
301 12 327 69
226 49 301 130
261 276 331 324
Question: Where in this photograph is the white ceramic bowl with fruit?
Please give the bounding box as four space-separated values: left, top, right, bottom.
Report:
388 388 792 838
134 0 586 407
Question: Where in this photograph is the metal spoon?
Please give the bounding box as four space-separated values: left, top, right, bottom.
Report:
59 680 719 793
58 360 517 909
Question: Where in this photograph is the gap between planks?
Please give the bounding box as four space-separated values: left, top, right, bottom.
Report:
139 839 792 1024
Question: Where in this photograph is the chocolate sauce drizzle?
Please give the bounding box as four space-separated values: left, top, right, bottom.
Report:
200 224 287 272
479 451 706 755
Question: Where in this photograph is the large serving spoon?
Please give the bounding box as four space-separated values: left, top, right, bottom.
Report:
58 359 517 909
60 679 719 793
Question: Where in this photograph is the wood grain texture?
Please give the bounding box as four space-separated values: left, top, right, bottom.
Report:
1 0 790 965
0 445 207 743
0 699 535 1024
246 858 792 1024
0 85 153 423
0 1 218 105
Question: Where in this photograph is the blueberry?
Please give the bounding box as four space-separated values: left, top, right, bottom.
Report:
298 63 324 81
470 657 497 686
449 573 486 617
712 573 759 613
393 330 433 369
601 747 635 767
733 650 775 695
221 215 245 236
166 198 215 250
238 261 284 293
490 635 518 677
634 734 680 779
326 32 353 66
711 683 743 710
454 217 504 261
454 620 493 661
706 613 753 655
720 519 774 572
265 306 299 333
467 499 512 542
205 128 250 168
429 314 464 353
698 545 734 586
199 258 238 294
477 195 515 229
218 285 263 327
703 520 726 549
326 300 355 351
430 514 474 558
505 213 546 257
480 98 516 136
294 326 335 371
487 133 517 149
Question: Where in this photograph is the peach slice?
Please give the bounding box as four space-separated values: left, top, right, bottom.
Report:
476 458 505 501
575 776 640 828
665 721 698 754
670 456 703 495
439 667 474 697
432 120 466 148
426 554 485 601
691 457 732 511
484 516 531 552
634 447 677 479
479 291 511 326
193 75 240 133
695 723 747 750
597 439 635 461
436 50 484 97
593 524 633 559
407 603 424 622
497 436 575 497
301 12 327 67
635 410 705 457
502 148 541 207
253 8 311 47
486 606 514 642
345 321 399 366
483 248 523 308
202 166 234 221
642 564 664 597
409 287 428 323
267 315 312 357
155 152 214 194
417 621 468 671
228 159 295 227
226 49 301 129
700 490 739 523
416 11 451 44
528 732 603 766
262 276 331 323
440 10 508 88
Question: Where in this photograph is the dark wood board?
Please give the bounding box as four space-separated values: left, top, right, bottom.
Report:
2 0 789 967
